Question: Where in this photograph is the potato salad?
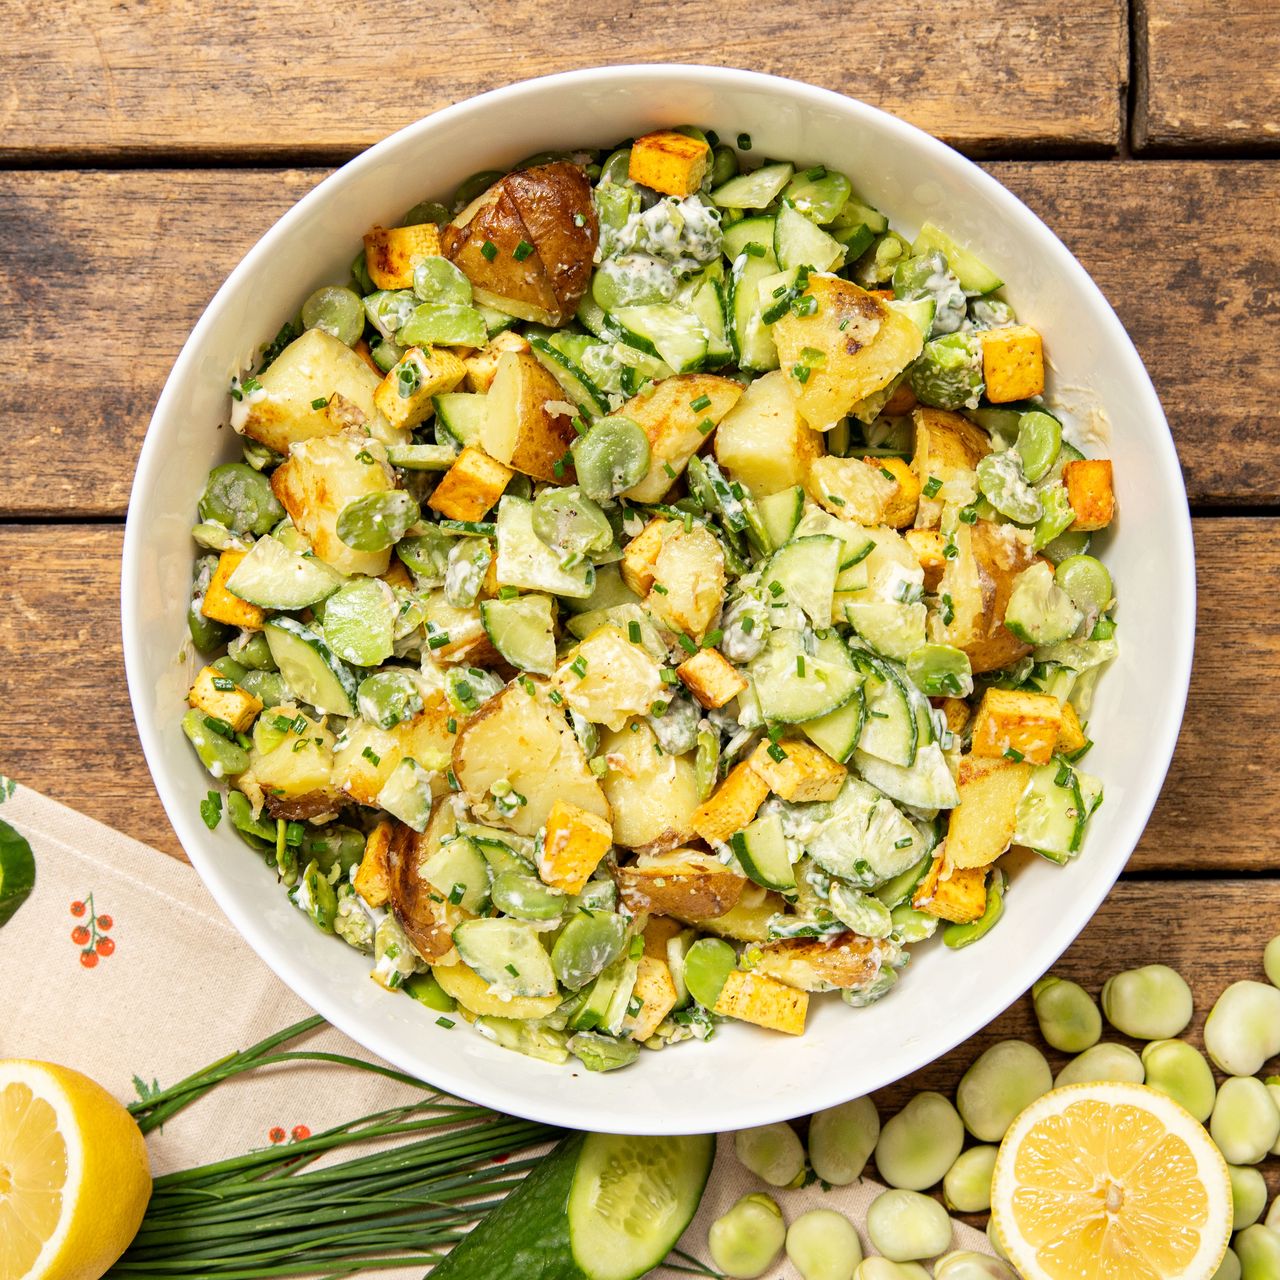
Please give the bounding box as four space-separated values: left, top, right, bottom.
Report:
182 126 1118 1072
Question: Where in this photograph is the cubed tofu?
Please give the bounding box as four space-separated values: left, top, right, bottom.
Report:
713 369 825 497
537 799 614 895
646 523 725 642
904 528 949 591
938 696 972 734
1064 459 1116 532
626 955 679 1042
748 739 846 803
806 455 899 524
616 374 744 504
678 647 748 709
353 819 394 907
201 550 266 630
912 850 988 923
872 455 921 528
615 849 746 919
271 434 397 577
553 625 666 732
714 968 808 1036
946 755 1031 869
970 688 1064 766
188 666 263 732
980 325 1045 403
1056 701 1089 755
363 223 443 290
642 914 685 959
628 130 711 197
464 330 531 393
427 446 513 522
691 760 771 845
620 517 671 596
374 346 467 432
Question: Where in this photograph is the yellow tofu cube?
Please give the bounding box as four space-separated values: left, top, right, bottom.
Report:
870 455 921 529
628 130 711 197
188 666 263 733
1056 701 1089 755
904 528 948 592
642 915 685 959
970 688 1064 766
427 446 513 522
374 346 467 432
980 325 1045 403
946 755 1031 869
362 223 443 290
1064 459 1116 532
677 647 748 710
537 799 613 894
620 517 670 596
464 331 530 393
912 851 989 923
353 820 394 908
201 550 266 630
626 955 679 1043
938 697 972 735
748 740 846 803
691 761 771 845
714 968 808 1036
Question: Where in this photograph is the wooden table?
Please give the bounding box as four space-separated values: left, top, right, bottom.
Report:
2 0 1277 1206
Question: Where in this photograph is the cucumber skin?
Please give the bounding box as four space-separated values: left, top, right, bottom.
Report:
428 1132 592 1280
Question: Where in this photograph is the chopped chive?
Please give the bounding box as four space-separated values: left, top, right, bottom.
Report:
355 449 375 464
570 656 588 678
894 836 913 849
767 742 788 763
804 165 826 181
791 294 817 317
869 709 888 719
199 790 222 829
427 631 451 649
796 655 806 677
652 583 669 595
826 493 846 506
677 633 698 654
941 593 955 625
697 417 715 435
923 475 943 498
702 628 723 648
436 1015 456 1028
660 668 678 685
628 620 642 644
663 462 677 479
447 717 458 734
879 465 896 481
629 936 645 959
959 505 979 524
792 364 811 384
448 883 466 905
361 746 381 766
203 715 235 740
498 585 518 599
1055 763 1075 787
627 995 644 1018
737 132 752 150
943 539 959 560
513 240 535 261
311 396 329 410
650 699 668 717
740 616 755 634
691 394 712 411
211 675 235 692
744 241 767 257
1004 747 1025 763
505 962 520 976
549 689 564 705
480 240 497 261
768 580 784 597
519 675 536 696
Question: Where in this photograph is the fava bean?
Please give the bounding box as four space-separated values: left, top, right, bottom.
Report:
567 1031 639 1073
1033 975 1102 1053
571 416 651 502
226 790 276 848
942 1145 998 1213
550 910 626 991
181 709 249 778
986 1219 1011 1263
943 869 1005 950
1014 410 1062 483
211 655 248 683
358 669 425 729
238 669 290 706
490 871 566 922
1210 1076 1280 1165
300 825 365 877
1203 981 1280 1075
1141 1039 1217 1122
453 169 503 209
1230 1164 1269 1231
191 519 244 552
199 462 285 538
404 971 456 1012
532 487 614 558
298 860 337 933
400 200 451 227
734 1122 806 1188
228 629 277 671
684 937 738 1010
933 1252 1017 1280
784 1208 861 1280
412 256 472 305
1236 1226 1280 1280
1055 554 1113 613
866 1189 951 1262
1054 1042 1145 1088
1212 1248 1242 1280
874 1091 964 1191
301 285 364 347
336 491 420 553
807 1095 880 1186
708 1193 785 1279
829 883 893 939
1101 964 1193 1039
1265 934 1280 988
711 145 739 188
1267 1193 1280 1230
1268 1079 1280 1157
956 1040 1052 1142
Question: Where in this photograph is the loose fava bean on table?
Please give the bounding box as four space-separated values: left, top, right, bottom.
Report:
1203 981 1280 1075
1213 1248 1242 1280
1209 1076 1280 1165
1236 1226 1280 1280
708 1193 786 1280
956 1040 1052 1142
1269 1079 1280 1158
1141 1038 1218 1122
785 1208 863 1280
943 1145 998 1214
734 1122 807 1188
807 1096 880 1186
1268 1194 1280 1230
1100 964 1194 1040
1229 1164 1269 1231
1265 935 1280 988
874 1092 965 1191
1054 1042 1145 1088
933 1252 1017 1280
866 1189 952 1263
1032 975 1101 1053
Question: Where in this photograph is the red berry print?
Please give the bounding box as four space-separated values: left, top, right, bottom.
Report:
268 1127 286 1144
291 1125 311 1142
70 893 116 968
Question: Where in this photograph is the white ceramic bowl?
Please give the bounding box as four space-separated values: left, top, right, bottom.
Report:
122 65 1194 1135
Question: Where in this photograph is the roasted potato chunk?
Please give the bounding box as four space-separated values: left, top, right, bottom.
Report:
386 813 472 962
599 720 700 854
904 528 949 591
1056 701 1089 755
353 819 394 907
626 955 680 1042
970 687 1064 765
464 330 530 393
554 625 666 731
620 517 670 596
911 406 990 529
751 933 884 992
806 455 900 525
442 162 597 326
615 848 746 919
482 350 578 482
433 958 562 1020
946 755 1030 869
713 369 824 497
645 522 725 643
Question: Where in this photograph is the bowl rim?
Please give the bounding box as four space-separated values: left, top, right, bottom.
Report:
122 63 1195 1133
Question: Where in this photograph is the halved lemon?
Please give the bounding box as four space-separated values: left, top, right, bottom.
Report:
990 1080 1232 1280
0 1060 151 1280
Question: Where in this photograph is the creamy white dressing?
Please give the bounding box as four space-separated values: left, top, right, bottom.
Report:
229 381 267 434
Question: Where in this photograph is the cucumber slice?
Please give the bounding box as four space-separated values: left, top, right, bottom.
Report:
599 956 641 1035
0 818 36 929
385 443 457 470
911 222 1003 294
225 535 345 609
854 742 960 811
757 486 805 549
856 656 917 768
711 162 795 209
452 918 558 998
729 250 781 372
1014 762 1086 858
887 297 937 339
495 496 595 600
763 535 842 628
475 304 519 338
608 304 708 374
801 685 866 763
843 598 928 662
832 196 889 236
421 835 491 913
721 215 777 262
731 809 796 892
570 965 621 1032
774 201 845 272
831 221 875 259
1004 561 1083 646
794 507 876 569
480 594 557 675
750 629 862 724
434 392 488 446
687 275 732 365
263 617 357 716
528 336 612 416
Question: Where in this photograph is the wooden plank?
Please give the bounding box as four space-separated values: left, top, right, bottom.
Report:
3 161 1274 519
1135 0 1280 151
0 0 1124 163
0 519 1273 870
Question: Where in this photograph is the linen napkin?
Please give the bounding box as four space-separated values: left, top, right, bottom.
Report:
0 778 994 1277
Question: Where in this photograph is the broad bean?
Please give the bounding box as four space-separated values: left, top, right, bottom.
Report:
734 1122 806 1188
550 910 626 990
874 1092 964 1191
1230 1164 1269 1231
1212 1248 1242 1280
1268 1193 1280 1230
943 1145 998 1214
956 1040 1052 1142
1210 1076 1280 1165
1141 1039 1217 1121
1054 1042 1145 1088
933 1252 1017 1280
1203 981 1280 1076
298 860 337 933
684 937 737 1010
1269 1079 1280 1157
1265 934 1280 988
708 1193 785 1279
1032 975 1101 1053
199 462 284 536
1236 1226 1280 1280
866 1189 952 1262
785 1208 862 1280
228 629 276 671
808 1095 880 1185
1101 964 1193 1039
181 709 249 778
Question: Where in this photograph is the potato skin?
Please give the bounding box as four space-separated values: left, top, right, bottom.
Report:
614 849 747 919
386 814 471 961
442 163 597 326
